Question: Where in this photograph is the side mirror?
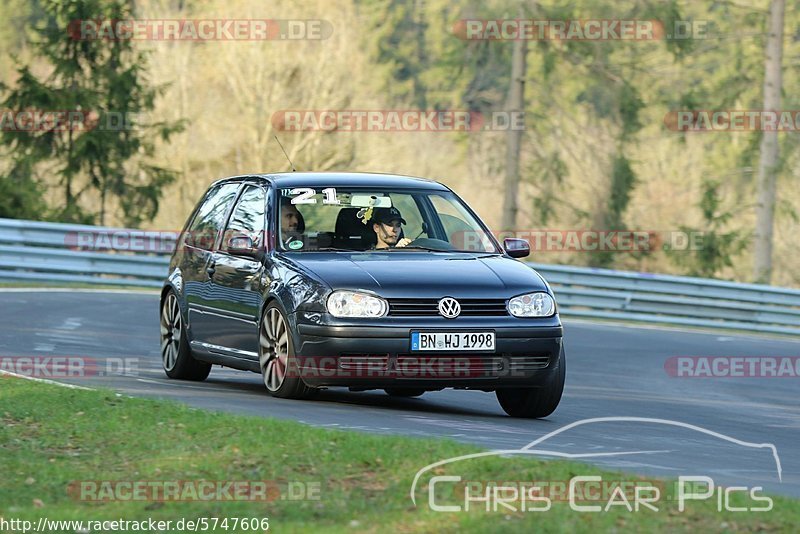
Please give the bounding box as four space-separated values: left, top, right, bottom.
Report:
228 236 261 259
504 238 530 258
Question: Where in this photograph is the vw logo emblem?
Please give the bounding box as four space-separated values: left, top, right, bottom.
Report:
438 297 461 319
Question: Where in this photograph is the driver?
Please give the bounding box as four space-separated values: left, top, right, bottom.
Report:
280 197 303 244
371 207 412 249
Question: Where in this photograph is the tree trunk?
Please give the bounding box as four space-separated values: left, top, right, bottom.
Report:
66 126 74 213
414 0 427 109
100 178 106 226
501 16 527 231
753 0 785 284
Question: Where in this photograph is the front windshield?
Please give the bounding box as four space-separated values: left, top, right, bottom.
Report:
277 187 500 253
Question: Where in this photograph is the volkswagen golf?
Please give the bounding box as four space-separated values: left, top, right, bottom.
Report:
160 172 565 418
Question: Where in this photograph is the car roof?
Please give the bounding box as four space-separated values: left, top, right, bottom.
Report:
210 171 451 191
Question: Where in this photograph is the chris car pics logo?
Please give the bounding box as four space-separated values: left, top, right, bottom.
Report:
410 417 780 513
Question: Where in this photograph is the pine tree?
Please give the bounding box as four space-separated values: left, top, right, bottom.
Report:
669 179 747 278
0 0 184 225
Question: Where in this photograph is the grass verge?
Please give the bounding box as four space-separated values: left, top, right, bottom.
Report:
0 377 796 533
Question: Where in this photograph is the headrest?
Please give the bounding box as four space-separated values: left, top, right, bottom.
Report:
334 208 371 249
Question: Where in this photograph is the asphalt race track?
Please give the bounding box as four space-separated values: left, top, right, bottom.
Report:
2 290 798 498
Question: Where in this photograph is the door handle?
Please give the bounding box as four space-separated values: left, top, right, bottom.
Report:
206 262 216 277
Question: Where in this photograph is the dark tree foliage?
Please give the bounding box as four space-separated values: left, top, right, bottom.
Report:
0 0 184 225
669 179 748 279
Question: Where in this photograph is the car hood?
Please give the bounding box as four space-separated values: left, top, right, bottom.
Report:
283 252 548 299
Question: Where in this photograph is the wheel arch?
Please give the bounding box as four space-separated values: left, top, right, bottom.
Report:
160 268 191 337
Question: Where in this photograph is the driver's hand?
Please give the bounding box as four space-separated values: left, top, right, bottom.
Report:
396 238 412 248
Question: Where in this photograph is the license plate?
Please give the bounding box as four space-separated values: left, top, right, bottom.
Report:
410 332 495 352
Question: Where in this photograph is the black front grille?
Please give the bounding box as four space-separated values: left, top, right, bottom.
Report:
388 298 508 317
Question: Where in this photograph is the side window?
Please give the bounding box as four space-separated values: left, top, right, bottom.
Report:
184 183 241 250
390 194 425 239
222 185 267 251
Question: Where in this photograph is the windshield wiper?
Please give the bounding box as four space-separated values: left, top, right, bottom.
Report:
313 247 357 252
380 246 440 252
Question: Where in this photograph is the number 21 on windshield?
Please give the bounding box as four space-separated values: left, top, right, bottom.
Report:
289 188 340 205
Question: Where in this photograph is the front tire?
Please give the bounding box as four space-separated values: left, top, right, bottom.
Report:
160 291 211 381
496 345 565 418
259 303 316 399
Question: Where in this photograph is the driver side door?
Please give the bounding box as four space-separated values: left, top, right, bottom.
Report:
204 184 269 358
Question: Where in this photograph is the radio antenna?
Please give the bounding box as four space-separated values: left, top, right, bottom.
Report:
274 135 296 172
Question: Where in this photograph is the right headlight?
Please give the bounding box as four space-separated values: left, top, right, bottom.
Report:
507 292 556 318
326 290 388 318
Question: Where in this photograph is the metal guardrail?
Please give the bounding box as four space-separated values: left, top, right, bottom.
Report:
0 218 174 288
2 217 799 335
533 264 800 335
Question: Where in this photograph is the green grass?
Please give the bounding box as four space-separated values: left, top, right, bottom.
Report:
0 378 797 533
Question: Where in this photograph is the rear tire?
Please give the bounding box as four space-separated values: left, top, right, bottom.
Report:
496 345 565 418
259 303 316 399
160 291 211 381
384 388 425 398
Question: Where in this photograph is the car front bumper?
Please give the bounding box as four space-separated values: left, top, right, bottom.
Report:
290 313 563 390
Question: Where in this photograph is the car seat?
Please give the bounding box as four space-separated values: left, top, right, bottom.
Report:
334 208 372 250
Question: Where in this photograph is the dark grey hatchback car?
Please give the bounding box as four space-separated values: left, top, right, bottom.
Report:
160 172 565 418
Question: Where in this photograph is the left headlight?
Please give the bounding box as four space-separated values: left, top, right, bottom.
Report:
507 292 556 318
327 290 388 318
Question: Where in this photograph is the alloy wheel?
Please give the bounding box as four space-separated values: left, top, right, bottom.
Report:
260 308 290 392
160 293 181 371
